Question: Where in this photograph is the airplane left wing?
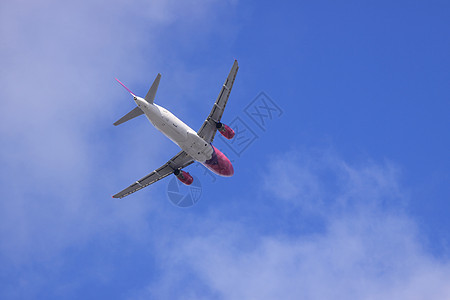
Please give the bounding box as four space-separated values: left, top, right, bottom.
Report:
112 151 194 199
197 60 239 143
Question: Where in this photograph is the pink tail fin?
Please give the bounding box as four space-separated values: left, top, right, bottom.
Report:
115 78 135 96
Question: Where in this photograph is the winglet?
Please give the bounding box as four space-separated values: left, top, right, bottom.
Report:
115 78 135 96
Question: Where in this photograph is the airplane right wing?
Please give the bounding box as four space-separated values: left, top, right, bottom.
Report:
112 151 194 199
197 60 239 143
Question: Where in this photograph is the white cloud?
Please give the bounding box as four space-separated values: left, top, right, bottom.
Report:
0 0 238 268
140 149 450 299
263 149 405 214
3 1 447 298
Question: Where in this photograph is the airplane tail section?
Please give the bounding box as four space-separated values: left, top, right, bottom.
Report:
113 106 144 126
113 74 161 125
145 73 161 104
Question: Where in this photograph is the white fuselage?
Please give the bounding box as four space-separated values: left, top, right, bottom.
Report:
135 97 213 162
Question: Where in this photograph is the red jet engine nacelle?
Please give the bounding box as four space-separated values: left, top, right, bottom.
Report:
174 169 193 185
216 122 235 139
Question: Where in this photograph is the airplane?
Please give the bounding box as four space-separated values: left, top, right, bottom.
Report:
112 60 239 198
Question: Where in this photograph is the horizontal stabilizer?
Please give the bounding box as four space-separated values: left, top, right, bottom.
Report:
145 73 161 104
113 106 144 126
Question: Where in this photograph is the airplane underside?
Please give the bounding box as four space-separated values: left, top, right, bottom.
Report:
112 60 239 198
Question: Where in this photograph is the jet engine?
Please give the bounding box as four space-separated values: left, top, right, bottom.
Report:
216 122 235 139
174 169 193 185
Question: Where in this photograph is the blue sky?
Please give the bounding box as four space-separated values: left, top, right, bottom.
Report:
1 0 449 299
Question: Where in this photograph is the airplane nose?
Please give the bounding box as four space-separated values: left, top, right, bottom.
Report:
222 161 234 176
203 145 234 177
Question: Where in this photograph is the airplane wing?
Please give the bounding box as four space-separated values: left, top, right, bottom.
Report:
197 60 239 143
112 151 194 199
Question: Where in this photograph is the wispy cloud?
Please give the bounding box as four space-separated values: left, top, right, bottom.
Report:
0 0 238 268
140 149 450 299
2 0 447 299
